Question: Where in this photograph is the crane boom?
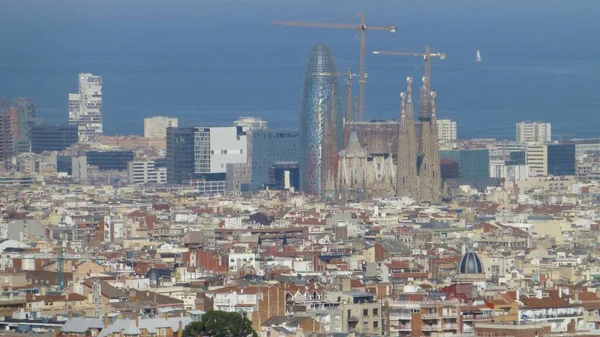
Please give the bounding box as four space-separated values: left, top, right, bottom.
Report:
373 46 446 118
272 13 396 121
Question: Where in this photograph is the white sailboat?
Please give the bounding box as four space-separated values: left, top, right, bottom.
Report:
476 49 482 62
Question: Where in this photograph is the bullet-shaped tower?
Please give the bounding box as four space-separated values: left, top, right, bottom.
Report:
396 77 419 198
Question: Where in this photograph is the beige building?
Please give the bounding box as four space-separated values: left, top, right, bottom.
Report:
526 144 547 176
144 116 178 138
516 121 551 144
334 291 383 336
437 119 457 141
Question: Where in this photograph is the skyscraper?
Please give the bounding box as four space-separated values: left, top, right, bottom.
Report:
69 73 102 142
166 127 195 184
10 98 41 154
300 44 342 195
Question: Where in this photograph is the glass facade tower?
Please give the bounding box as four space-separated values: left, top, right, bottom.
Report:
299 44 342 194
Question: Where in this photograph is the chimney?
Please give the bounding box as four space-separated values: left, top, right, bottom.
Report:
559 286 563 299
568 319 576 333
177 320 183 337
136 313 140 328
104 313 109 328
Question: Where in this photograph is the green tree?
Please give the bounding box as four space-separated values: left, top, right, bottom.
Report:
183 311 257 337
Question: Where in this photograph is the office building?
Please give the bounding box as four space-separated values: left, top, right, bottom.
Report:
0 109 12 169
267 162 300 191
233 117 267 130
85 151 134 171
30 125 78 153
193 126 248 194
10 98 40 153
144 116 178 138
440 148 490 178
437 118 457 141
547 144 576 176
300 44 343 195
516 121 551 144
526 144 548 176
166 127 195 184
69 73 103 142
128 160 167 184
248 129 299 187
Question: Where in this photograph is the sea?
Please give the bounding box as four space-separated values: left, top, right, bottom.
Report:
1 0 599 140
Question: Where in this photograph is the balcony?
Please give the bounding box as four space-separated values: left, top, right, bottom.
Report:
442 323 458 330
422 313 440 320
390 314 413 320
422 324 441 331
347 316 359 323
390 324 411 331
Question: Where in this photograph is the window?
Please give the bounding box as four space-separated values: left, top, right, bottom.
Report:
373 321 379 328
373 308 379 315
363 309 369 316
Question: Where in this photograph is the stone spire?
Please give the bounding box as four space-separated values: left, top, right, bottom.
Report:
396 77 419 199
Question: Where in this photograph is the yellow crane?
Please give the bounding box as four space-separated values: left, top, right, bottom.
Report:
272 13 396 121
312 69 362 122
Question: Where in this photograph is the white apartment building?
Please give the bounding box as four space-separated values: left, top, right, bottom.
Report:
128 160 167 184
490 164 530 181
516 121 551 144
437 119 457 141
526 144 547 176
144 116 178 138
69 73 103 142
233 116 267 130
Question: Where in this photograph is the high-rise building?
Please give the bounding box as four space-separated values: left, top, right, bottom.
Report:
166 127 195 184
248 129 299 187
30 125 78 154
547 144 575 176
193 126 248 194
437 118 457 141
516 121 551 144
0 107 13 169
300 44 342 195
234 117 267 130
526 144 548 176
144 116 178 138
69 73 103 142
10 98 40 153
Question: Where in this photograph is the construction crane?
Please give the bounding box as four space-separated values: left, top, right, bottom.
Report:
312 69 361 122
373 46 445 118
272 13 396 121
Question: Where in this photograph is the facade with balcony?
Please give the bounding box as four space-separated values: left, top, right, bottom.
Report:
387 299 462 337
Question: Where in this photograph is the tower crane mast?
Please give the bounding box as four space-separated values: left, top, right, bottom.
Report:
272 13 396 121
312 70 361 122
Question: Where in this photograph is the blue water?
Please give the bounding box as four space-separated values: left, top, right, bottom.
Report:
1 0 599 140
